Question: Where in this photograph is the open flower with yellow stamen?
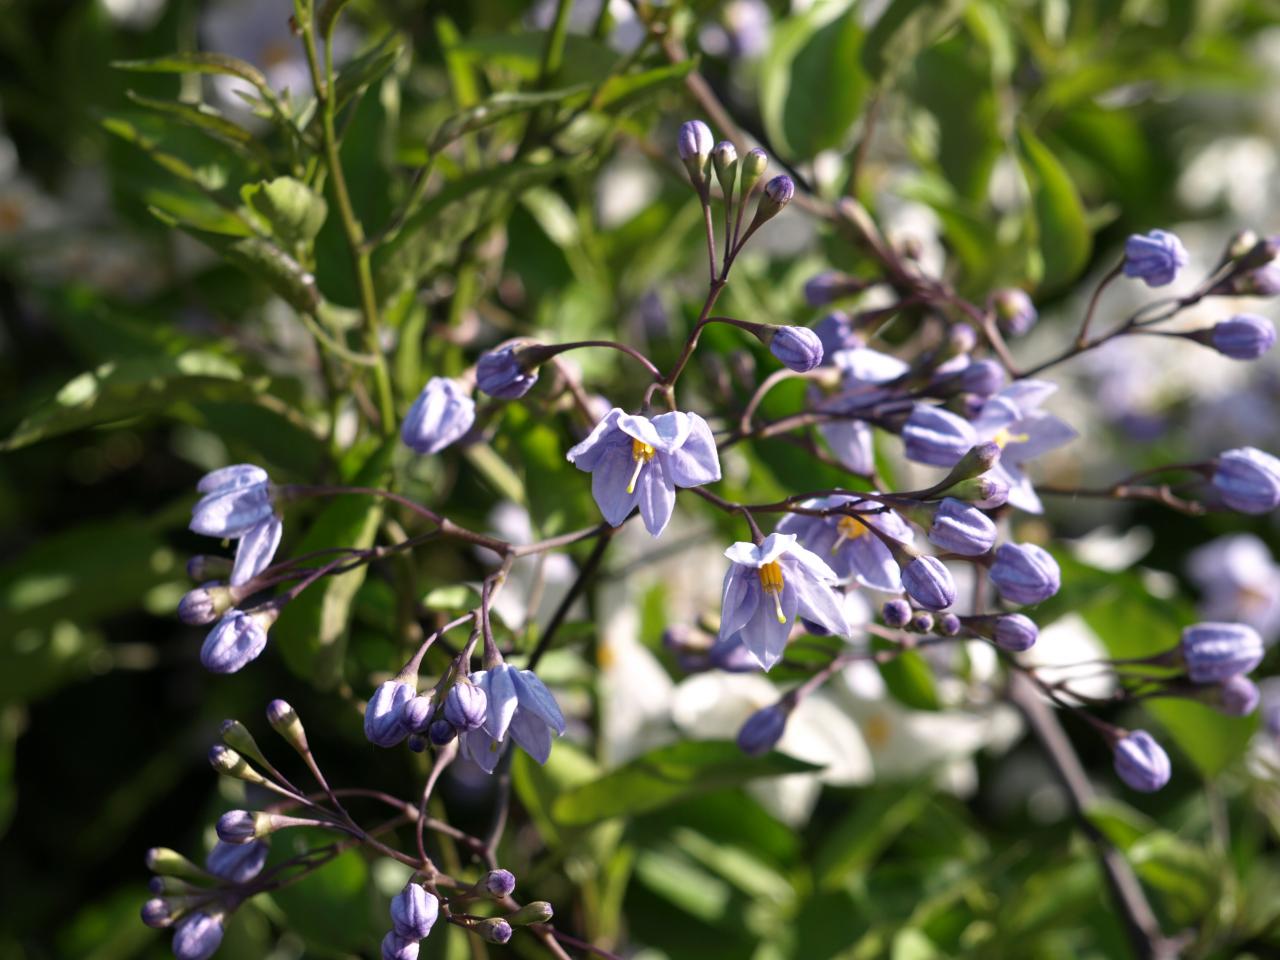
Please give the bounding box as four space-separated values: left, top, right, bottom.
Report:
902 381 1077 513
775 494 913 592
719 533 849 671
567 407 721 537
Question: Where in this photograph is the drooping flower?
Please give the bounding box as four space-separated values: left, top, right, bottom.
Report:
171 911 225 960
1213 447 1280 514
1123 229 1189 287
205 839 269 884
566 408 721 537
201 609 275 674
190 465 283 586
460 663 566 773
1209 314 1276 360
1180 622 1264 683
768 325 824 372
776 495 913 593
390 883 439 941
902 381 1077 512
718 533 848 671
811 347 909 473
476 345 539 398
401 377 476 454
364 679 416 748
900 556 956 611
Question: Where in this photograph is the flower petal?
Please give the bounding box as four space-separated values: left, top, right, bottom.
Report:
635 457 677 537
514 670 567 733
508 710 554 764
566 408 625 471
663 413 721 487
718 568 759 640
739 590 797 671
479 666 519 742
590 445 641 526
230 515 282 586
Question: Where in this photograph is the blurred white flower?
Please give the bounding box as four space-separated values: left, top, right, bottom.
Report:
100 0 167 30
1022 612 1116 702
1188 534 1280 643
484 503 584 631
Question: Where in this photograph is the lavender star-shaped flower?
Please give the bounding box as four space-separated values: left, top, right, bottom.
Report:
775 495 913 592
566 408 721 537
719 532 849 671
902 381 1077 512
460 663 566 774
189 464 282 586
811 348 909 473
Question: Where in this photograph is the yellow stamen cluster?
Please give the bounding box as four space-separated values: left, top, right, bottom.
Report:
831 514 870 553
626 438 656 494
757 560 787 623
992 427 1030 449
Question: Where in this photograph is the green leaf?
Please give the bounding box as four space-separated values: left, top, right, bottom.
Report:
241 177 329 249
1146 698 1257 779
202 233 322 313
112 51 269 91
430 87 592 149
861 0 965 80
274 439 395 688
594 59 698 111
1127 831 1220 923
876 644 942 711
815 780 934 888
451 33 620 86
910 36 1001 200
330 35 406 112
2 352 255 451
760 2 868 160
551 740 822 826
269 842 377 951
1017 124 1091 292
124 91 258 148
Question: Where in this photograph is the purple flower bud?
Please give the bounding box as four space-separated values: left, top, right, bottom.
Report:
1112 730 1171 793
736 704 789 756
381 932 420 960
1213 447 1280 514
764 175 794 206
1209 313 1276 360
200 610 271 674
476 345 539 399
391 883 439 941
172 911 225 960
902 405 977 467
401 377 476 455
993 614 1038 651
1213 676 1260 716
407 734 427 753
990 543 1061 605
401 695 434 734
190 465 273 538
909 611 935 633
178 585 231 626
475 919 513 944
814 310 862 358
364 680 416 748
428 719 457 746
938 613 961 636
804 272 862 307
1238 262 1280 296
1180 621 1264 683
677 120 713 163
927 498 996 557
769 326 823 372
215 810 259 844
712 140 738 195
955 359 1007 398
992 289 1038 336
707 635 762 672
882 599 912 628
482 869 517 899
1123 229 1189 287
443 682 488 732
205 838 269 883
141 898 173 928
901 556 956 611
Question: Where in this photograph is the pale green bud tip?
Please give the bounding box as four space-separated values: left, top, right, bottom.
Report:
207 744 267 785
741 148 768 187
267 698 309 751
145 847 208 880
219 719 269 767
506 901 554 925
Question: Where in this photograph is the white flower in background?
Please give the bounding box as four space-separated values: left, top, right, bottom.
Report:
483 503 584 632
1068 526 1153 573
1188 534 1280 643
672 671 873 824
527 0 644 53
1022 613 1116 702
201 0 359 113
100 0 167 30
698 0 772 60
1177 136 1278 220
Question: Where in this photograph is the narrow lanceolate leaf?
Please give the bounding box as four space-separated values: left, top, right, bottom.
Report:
550 741 822 826
112 52 269 90
1018 124 1092 292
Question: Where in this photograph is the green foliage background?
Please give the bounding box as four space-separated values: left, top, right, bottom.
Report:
2 1 1280 958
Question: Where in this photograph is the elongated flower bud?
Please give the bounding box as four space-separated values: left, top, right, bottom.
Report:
391 884 439 941
365 679 416 748
266 699 309 754
990 543 1060 605
753 175 794 224
208 745 272 788
172 910 225 960
443 682 488 732
677 120 714 188
1112 730 1171 792
767 326 824 372
506 900 554 925
735 703 789 756
712 140 738 201
1213 447 1280 514
219 719 271 771
146 847 210 882
179 585 234 625
475 918 513 944
740 148 768 195
901 556 956 611
1180 622 1264 683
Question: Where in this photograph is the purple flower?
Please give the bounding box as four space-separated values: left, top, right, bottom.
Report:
190 464 282 587
1186 534 1280 642
1112 730 1171 792
482 869 516 898
992 288 1038 336
443 681 488 732
769 326 823 372
776 495 913 592
205 839 268 884
364 679 416 748
1214 676 1260 716
141 898 172 928
805 273 862 307
460 664 566 773
1123 229 1189 287
1180 622 1264 683
391 883 439 941
566 408 721 537
172 911 225 960
201 610 271 674
401 377 476 454
927 498 996 557
812 348 909 472
813 311 862 359
1213 447 1280 514
707 634 763 672
401 695 434 734
1208 314 1276 360
381 932 419 960
476 345 538 399
901 556 956 611
719 533 848 671
902 382 1077 513
179 585 229 626
882 598 912 627
990 543 1061 605
428 719 456 745
215 810 258 844
677 119 713 162
736 703 789 756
